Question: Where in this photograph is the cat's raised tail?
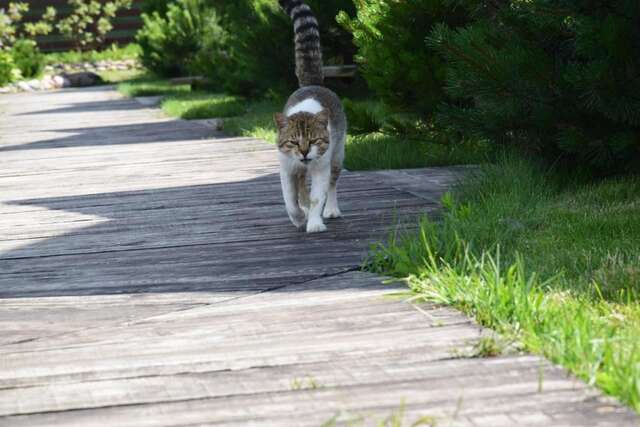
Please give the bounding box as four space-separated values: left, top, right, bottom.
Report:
278 0 324 87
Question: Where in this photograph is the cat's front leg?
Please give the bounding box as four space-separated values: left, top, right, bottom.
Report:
307 167 330 233
280 169 306 228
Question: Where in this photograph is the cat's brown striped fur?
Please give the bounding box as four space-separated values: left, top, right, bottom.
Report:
275 0 347 233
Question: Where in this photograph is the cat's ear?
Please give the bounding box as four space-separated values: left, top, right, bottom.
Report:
273 113 288 130
315 110 329 127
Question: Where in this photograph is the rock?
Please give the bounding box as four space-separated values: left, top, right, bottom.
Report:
27 79 41 90
53 75 69 88
61 71 103 87
0 86 12 94
40 75 55 90
17 81 34 92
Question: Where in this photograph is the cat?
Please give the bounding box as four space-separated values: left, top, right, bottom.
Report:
274 0 347 233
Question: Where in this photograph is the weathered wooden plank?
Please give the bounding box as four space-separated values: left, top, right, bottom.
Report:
0 86 635 427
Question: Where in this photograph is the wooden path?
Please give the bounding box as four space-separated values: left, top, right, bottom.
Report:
0 87 636 426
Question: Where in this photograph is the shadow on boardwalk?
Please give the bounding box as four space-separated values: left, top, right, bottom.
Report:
0 171 430 298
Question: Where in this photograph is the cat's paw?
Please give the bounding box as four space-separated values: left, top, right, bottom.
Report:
288 209 306 228
306 220 327 233
322 206 342 219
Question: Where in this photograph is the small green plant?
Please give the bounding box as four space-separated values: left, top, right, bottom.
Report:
0 50 20 85
11 39 43 78
55 0 133 52
470 335 505 358
289 375 321 391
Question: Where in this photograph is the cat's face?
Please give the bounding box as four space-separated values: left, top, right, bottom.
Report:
274 111 329 164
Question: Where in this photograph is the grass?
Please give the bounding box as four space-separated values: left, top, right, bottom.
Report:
162 93 246 119
367 154 640 411
44 43 141 65
345 133 488 171
118 76 191 98
224 97 284 144
115 74 488 169
99 69 146 84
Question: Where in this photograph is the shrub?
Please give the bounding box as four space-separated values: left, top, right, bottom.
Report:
11 39 43 78
141 0 174 16
429 0 640 172
137 0 225 77
0 50 20 86
338 0 468 117
217 0 357 96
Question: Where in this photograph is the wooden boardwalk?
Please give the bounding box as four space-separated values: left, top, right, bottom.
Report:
0 87 636 426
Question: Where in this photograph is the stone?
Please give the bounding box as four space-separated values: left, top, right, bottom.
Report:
27 79 41 90
40 75 55 90
52 75 69 88
17 81 34 92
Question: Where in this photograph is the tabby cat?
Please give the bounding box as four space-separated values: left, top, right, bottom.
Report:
274 0 347 233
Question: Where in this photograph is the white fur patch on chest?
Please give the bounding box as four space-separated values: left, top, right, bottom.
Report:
286 98 323 116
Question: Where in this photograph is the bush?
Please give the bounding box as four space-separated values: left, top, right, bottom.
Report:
11 39 44 78
338 0 468 117
137 0 225 77
141 0 174 16
429 0 640 172
0 50 20 86
136 0 356 96
202 0 356 96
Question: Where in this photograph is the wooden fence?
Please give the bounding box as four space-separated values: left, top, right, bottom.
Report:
0 0 144 51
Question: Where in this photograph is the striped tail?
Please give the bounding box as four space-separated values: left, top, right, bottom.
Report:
279 0 324 87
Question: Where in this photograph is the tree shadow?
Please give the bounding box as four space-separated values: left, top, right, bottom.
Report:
0 173 428 298
15 99 150 116
0 120 221 152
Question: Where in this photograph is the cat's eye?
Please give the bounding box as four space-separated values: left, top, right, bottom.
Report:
286 140 299 146
312 138 326 144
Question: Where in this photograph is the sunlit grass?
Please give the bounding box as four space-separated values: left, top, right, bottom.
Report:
162 93 246 119
368 155 640 410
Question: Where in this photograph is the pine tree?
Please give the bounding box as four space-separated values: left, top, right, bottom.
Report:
429 0 640 172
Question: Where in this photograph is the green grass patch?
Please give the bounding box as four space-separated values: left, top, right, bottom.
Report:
224 97 284 144
162 93 246 119
368 154 640 410
44 43 141 65
99 69 146 84
117 76 190 97
345 133 489 171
